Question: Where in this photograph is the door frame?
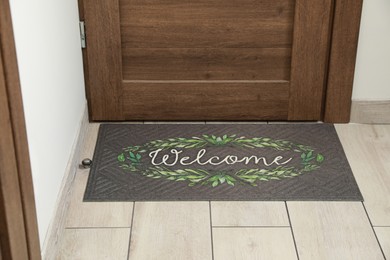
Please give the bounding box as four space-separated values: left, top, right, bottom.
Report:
323 0 363 122
79 0 362 123
0 0 41 258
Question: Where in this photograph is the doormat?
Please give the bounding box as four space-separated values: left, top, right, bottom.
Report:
84 124 363 201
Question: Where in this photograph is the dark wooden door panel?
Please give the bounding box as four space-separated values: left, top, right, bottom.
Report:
81 0 363 121
324 0 363 123
122 48 291 80
83 0 124 120
288 0 333 120
120 0 294 48
120 0 294 84
122 82 289 120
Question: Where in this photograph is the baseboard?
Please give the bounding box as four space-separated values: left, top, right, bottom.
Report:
42 102 89 259
350 100 390 124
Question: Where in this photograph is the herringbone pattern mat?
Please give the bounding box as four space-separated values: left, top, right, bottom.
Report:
84 124 363 201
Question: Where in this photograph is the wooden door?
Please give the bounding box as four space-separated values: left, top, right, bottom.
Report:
80 0 359 121
0 0 41 258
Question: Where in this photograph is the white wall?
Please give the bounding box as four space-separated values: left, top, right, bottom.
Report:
9 0 86 247
353 0 390 100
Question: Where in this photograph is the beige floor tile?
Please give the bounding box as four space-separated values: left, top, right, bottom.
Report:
211 201 289 227
65 172 133 228
336 124 390 225
79 123 100 160
128 202 212 260
213 228 297 260
57 228 130 260
288 202 384 260
374 227 390 259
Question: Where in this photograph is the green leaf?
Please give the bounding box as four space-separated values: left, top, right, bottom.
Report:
136 153 142 160
226 179 234 186
117 153 125 162
225 175 236 182
223 135 227 140
316 153 324 163
129 158 139 163
129 152 136 159
186 139 203 143
186 169 208 176
307 150 313 158
186 175 203 180
301 153 306 159
212 180 219 187
209 175 220 182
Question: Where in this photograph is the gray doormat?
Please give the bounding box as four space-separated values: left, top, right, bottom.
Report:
84 124 363 201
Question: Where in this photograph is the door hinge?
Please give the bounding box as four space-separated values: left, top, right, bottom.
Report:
79 21 86 48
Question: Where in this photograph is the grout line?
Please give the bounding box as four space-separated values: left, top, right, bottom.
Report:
285 202 300 260
209 201 215 260
126 202 136 260
361 202 387 260
212 225 291 228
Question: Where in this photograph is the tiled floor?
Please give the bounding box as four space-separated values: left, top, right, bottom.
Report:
56 122 390 260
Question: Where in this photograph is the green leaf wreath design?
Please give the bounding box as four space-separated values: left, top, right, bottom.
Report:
117 135 325 187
